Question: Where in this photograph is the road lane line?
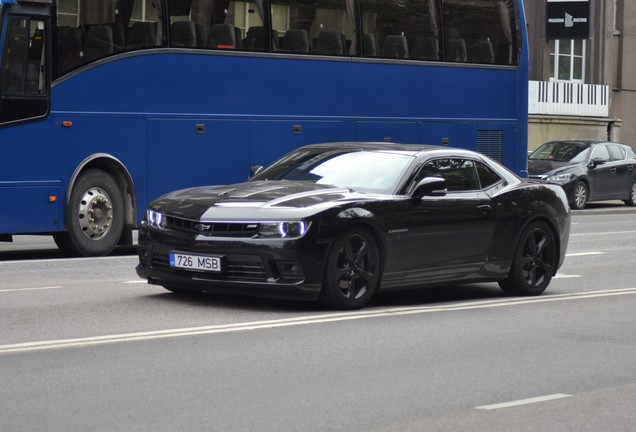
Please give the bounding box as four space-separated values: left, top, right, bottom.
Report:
566 252 607 257
1 288 636 355
475 394 572 410
0 286 63 293
0 255 137 266
122 280 146 284
571 230 636 237
553 274 580 279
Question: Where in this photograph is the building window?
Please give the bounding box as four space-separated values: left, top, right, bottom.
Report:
550 39 585 82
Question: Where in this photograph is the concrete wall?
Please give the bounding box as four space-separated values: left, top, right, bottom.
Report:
528 115 622 152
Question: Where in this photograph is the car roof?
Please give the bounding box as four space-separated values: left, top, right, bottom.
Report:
299 142 482 158
546 139 629 147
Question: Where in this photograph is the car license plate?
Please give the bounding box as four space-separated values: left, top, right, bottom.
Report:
169 252 223 273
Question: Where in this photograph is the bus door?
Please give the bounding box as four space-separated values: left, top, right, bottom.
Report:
0 2 50 124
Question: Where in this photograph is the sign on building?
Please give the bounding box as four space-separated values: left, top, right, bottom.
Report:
546 0 590 39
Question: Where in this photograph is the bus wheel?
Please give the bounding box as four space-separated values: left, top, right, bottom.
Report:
54 169 124 256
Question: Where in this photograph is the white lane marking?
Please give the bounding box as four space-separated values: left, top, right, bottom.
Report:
571 230 636 237
122 280 146 284
0 286 63 293
565 252 607 257
1 288 636 356
0 255 137 266
476 394 572 410
553 274 580 279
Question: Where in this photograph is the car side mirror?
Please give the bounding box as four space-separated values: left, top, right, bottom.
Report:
588 157 606 169
412 177 447 199
249 165 264 177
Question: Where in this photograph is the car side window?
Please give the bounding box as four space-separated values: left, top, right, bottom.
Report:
608 145 626 161
420 158 479 192
476 161 503 189
591 145 611 162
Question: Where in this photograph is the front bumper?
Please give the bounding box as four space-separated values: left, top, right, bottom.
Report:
135 227 325 301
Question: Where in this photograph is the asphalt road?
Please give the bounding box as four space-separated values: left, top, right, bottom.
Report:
1 203 635 431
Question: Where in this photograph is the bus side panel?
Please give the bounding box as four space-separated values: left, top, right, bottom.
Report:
147 119 250 201
0 183 61 234
356 121 419 143
249 120 355 168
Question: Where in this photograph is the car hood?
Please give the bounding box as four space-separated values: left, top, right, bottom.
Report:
528 159 579 176
151 180 372 220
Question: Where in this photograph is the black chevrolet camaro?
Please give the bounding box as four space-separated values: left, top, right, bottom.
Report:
136 143 571 309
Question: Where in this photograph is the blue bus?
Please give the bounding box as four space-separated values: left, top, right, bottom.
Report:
0 0 528 256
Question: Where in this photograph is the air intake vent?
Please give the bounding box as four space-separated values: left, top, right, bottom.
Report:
477 130 503 162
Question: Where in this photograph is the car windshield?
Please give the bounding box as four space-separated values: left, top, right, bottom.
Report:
252 149 414 194
529 142 591 162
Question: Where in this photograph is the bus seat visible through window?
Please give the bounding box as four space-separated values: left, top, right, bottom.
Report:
411 37 438 60
382 35 409 59
171 20 197 48
445 38 467 62
467 39 494 64
127 22 157 50
314 31 344 55
82 26 114 62
281 29 309 54
210 23 236 49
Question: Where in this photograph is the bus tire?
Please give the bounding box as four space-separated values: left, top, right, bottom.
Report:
54 169 124 256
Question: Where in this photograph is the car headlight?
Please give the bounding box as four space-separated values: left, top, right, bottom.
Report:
145 209 166 229
547 173 574 183
258 221 309 239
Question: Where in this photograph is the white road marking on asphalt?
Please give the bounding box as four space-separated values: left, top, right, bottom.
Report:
1 288 636 356
475 393 572 410
565 252 607 257
553 274 580 279
0 286 63 293
0 255 137 265
571 230 636 237
122 280 146 284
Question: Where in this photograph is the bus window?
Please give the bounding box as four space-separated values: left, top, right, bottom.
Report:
359 0 440 61
441 0 518 65
1 17 48 124
271 0 357 56
55 0 163 78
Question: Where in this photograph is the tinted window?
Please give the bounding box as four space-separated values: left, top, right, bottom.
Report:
359 0 440 60
1 17 49 124
529 142 590 162
253 150 414 194
56 0 162 77
476 161 502 189
422 158 479 192
441 0 518 65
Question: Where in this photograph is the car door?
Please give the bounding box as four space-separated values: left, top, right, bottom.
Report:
587 144 614 199
608 145 634 198
385 158 497 286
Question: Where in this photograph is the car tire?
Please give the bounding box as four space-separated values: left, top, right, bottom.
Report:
623 180 636 206
571 181 588 210
54 169 124 256
320 227 381 310
499 221 557 296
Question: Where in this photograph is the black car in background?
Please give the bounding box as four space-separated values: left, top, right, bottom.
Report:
528 140 636 210
137 142 571 309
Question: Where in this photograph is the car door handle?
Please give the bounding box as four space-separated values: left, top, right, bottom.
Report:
477 205 492 214
610 167 617 173
628 165 634 171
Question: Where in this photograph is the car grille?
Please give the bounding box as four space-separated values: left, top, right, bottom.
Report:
165 216 259 238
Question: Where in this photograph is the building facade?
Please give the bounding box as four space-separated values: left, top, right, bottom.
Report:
523 0 636 151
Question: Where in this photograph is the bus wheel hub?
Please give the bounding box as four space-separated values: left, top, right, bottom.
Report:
78 188 113 240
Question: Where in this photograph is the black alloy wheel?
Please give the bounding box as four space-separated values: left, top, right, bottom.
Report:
499 221 557 296
321 227 381 309
571 181 588 210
